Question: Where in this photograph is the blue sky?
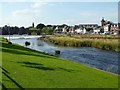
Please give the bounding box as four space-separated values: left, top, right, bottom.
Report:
0 1 118 27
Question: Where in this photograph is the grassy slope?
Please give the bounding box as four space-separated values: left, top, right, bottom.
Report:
1 39 118 88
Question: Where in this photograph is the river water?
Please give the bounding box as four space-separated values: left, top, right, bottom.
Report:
3 35 119 74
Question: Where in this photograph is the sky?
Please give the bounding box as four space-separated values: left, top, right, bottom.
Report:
0 1 118 27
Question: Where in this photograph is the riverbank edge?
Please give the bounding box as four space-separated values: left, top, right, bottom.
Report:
2 42 119 88
23 46 119 75
38 35 120 52
29 49 119 75
2 37 119 75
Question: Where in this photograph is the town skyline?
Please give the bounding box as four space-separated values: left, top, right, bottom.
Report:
0 1 118 27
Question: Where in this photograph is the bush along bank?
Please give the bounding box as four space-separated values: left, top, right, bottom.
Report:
39 35 120 52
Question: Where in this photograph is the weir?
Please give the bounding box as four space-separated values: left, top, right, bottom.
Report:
2 35 42 40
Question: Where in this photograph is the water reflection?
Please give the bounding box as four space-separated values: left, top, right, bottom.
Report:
10 37 119 74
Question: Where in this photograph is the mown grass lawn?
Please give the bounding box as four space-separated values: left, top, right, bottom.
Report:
1 39 119 88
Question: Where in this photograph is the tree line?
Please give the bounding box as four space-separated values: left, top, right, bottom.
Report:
0 23 68 35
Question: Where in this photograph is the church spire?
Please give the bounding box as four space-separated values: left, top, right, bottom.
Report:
101 17 105 26
32 22 34 28
101 17 105 22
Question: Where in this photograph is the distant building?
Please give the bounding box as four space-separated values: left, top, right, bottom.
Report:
54 26 63 34
83 28 87 34
110 23 119 35
68 26 75 34
62 26 67 34
93 26 101 34
79 24 98 34
79 24 98 28
75 28 83 34
101 17 111 34
101 17 119 34
101 17 106 26
53 18 119 35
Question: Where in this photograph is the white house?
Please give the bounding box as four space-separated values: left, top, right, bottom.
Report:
104 24 109 32
75 28 83 34
93 29 100 34
62 26 67 33
55 26 58 30
93 27 101 34
69 26 75 34
103 24 110 34
83 28 86 34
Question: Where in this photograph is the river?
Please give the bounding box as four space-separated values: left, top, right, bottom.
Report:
3 35 119 74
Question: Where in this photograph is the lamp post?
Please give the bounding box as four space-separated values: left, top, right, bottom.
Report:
8 23 10 42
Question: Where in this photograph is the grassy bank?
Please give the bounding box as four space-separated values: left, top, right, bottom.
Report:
1 38 118 88
39 34 120 52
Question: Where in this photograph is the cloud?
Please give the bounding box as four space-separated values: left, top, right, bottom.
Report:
32 2 48 8
2 2 48 27
11 8 40 26
12 2 48 16
12 8 40 17
1 1 117 27
58 10 117 26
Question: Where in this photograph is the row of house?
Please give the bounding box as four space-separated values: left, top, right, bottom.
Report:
54 18 120 35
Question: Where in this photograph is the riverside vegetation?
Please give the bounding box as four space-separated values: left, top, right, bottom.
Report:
39 34 120 52
0 37 118 88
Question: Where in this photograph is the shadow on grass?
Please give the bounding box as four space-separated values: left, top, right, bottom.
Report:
0 66 10 74
17 61 75 72
58 67 75 72
2 48 56 59
2 72 24 90
2 67 10 74
2 42 32 52
2 42 57 59
17 61 55 71
1 66 24 90
0 81 7 90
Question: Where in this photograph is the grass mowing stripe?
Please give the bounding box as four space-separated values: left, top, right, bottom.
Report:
1 37 118 88
2 72 24 89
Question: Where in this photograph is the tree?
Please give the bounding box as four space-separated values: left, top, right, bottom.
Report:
48 28 54 35
36 23 46 29
61 24 68 28
74 25 79 30
52 25 57 30
42 27 54 35
31 32 37 35
19 27 27 34
46 25 52 27
42 28 49 35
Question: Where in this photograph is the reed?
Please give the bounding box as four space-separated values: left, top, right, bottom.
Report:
39 34 119 52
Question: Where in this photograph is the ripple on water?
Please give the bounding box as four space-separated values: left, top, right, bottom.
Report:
9 37 119 74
